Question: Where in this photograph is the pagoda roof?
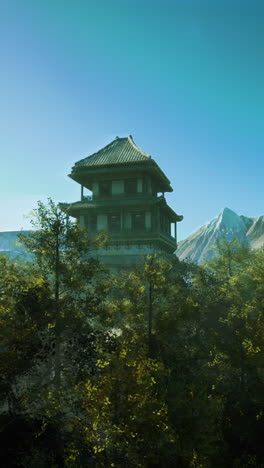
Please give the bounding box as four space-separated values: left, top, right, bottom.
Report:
70 135 173 192
74 136 151 168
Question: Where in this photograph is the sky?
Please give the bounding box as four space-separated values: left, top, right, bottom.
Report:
0 0 263 241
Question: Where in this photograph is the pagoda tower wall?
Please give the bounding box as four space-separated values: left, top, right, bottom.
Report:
60 136 183 270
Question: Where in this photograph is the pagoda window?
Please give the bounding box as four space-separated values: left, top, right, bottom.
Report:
144 176 152 194
99 181 112 196
125 178 137 194
132 212 145 230
108 214 121 231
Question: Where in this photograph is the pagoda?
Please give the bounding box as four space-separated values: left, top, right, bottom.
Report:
60 136 183 269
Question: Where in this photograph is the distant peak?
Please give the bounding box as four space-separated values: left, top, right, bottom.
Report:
218 207 239 221
216 207 246 231
221 207 236 216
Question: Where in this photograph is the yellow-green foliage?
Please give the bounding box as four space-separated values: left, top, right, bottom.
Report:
1 214 264 468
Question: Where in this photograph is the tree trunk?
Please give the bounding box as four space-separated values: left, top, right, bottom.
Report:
148 282 153 358
54 223 61 387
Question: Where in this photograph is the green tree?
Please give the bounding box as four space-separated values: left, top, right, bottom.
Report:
64 330 176 468
0 255 49 412
206 238 252 279
2 206 263 467
19 198 104 387
0 200 110 466
201 245 264 466
95 255 224 466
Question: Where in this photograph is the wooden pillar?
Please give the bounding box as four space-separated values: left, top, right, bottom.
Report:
121 209 124 231
157 207 161 232
81 185 84 201
174 222 177 240
80 215 85 228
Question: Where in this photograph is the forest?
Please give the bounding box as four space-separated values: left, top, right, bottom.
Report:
0 200 263 468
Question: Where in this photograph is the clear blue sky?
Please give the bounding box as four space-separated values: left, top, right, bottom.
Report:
0 0 263 240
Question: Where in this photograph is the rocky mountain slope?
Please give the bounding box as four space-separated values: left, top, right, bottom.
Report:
177 208 264 264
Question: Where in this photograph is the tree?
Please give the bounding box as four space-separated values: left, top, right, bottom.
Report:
19 198 104 387
0 199 111 466
94 254 224 466
200 244 264 466
206 238 252 279
0 255 49 412
2 204 263 467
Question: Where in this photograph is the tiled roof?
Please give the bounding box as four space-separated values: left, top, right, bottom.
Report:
74 136 151 168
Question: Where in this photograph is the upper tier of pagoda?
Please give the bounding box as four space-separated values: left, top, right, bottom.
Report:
69 135 173 193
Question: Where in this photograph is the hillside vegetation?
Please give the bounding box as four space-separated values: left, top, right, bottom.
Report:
0 200 263 467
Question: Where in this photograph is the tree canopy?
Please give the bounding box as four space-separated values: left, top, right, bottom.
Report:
0 203 263 467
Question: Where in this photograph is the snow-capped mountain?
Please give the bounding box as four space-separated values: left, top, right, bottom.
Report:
177 208 264 264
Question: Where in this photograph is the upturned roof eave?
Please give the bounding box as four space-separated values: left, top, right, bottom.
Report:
60 198 183 223
69 160 173 192
60 197 166 212
158 197 183 222
69 159 151 175
68 135 173 191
